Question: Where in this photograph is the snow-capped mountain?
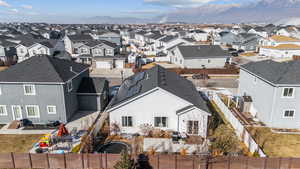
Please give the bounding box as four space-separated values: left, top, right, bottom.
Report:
157 0 300 24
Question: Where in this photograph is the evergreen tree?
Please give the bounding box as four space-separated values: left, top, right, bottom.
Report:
114 150 133 169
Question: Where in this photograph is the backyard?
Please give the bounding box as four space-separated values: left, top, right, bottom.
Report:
0 134 43 153
247 127 300 157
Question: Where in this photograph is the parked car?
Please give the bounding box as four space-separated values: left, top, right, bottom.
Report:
237 49 245 53
231 52 239 57
228 48 237 52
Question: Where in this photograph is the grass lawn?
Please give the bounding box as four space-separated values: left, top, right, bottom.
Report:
0 135 43 153
247 127 300 157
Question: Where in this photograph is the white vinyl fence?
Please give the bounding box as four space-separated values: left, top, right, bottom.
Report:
211 93 267 157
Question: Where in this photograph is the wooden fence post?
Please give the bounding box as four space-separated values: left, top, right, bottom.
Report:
46 153 50 168
105 153 108 169
192 156 195 169
263 158 267 169
10 152 15 168
28 153 33 168
63 154 67 169
99 153 103 169
81 153 84 169
175 155 178 169
157 154 160 169
278 157 282 169
245 157 249 169
288 158 293 169
227 156 231 169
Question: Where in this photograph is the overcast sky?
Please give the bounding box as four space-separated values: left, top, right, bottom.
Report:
0 0 258 22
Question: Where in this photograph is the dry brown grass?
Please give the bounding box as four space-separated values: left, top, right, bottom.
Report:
240 52 257 57
0 134 42 153
248 127 300 157
0 66 8 72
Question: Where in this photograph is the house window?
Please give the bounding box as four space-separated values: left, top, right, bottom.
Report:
122 116 133 127
0 105 7 116
282 88 294 98
154 117 168 127
67 80 73 92
254 77 257 84
283 110 295 118
106 49 112 54
20 48 24 54
26 105 40 118
187 121 199 135
24 84 36 95
208 59 211 63
81 48 86 53
47 106 57 114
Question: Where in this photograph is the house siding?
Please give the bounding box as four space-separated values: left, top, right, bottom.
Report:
0 83 67 124
109 88 208 137
239 69 300 129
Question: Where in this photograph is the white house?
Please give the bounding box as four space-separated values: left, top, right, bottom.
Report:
107 66 211 138
260 35 300 47
259 44 300 58
169 45 231 69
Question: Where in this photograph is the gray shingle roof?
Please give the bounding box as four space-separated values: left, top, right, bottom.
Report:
107 65 210 113
77 77 108 94
0 55 89 83
177 45 230 59
241 60 300 85
68 34 93 42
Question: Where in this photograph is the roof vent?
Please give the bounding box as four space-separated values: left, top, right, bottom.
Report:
70 66 73 72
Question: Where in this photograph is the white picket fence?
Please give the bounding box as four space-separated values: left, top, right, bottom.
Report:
212 93 267 157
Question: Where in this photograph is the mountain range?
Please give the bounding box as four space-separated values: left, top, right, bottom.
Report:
84 0 300 25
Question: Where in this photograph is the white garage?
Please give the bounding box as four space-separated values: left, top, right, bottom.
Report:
96 60 112 69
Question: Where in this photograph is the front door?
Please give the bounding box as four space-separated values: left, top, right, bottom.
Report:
12 106 22 120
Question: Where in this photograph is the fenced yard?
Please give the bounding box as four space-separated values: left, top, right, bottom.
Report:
1 153 300 169
211 94 266 157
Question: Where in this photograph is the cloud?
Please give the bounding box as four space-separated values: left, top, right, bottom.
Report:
10 8 18 13
144 0 217 7
0 0 10 7
21 5 33 9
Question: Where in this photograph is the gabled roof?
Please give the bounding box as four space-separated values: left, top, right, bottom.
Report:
241 60 300 85
77 77 108 94
67 34 93 42
0 55 89 83
0 40 18 47
107 65 210 113
177 45 230 59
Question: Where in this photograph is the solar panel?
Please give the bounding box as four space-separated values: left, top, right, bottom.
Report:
133 72 145 83
126 84 142 98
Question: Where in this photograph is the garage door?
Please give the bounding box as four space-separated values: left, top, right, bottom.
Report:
96 61 112 69
115 60 124 69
